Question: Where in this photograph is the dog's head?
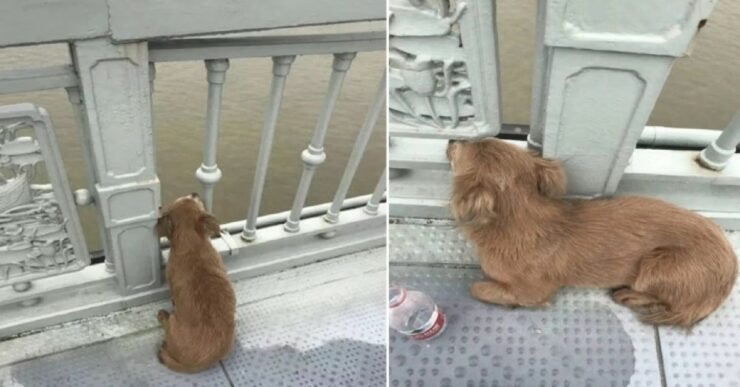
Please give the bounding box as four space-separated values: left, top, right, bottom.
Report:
156 192 220 238
446 138 565 225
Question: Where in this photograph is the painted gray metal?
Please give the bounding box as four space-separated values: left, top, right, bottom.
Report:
285 53 356 233
241 56 296 242
149 32 385 62
0 104 89 288
364 168 387 216
389 0 501 139
71 39 162 295
528 0 717 197
700 111 740 171
324 73 386 223
0 66 78 95
0 0 384 48
197 59 230 212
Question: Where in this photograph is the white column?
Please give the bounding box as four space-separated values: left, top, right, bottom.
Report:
531 0 717 197
72 38 162 294
241 56 295 241
284 53 356 233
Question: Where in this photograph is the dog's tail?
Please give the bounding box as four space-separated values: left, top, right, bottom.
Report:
639 303 714 328
158 348 208 374
634 245 737 329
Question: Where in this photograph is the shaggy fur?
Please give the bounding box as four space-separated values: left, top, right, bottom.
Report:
155 193 236 373
448 139 737 327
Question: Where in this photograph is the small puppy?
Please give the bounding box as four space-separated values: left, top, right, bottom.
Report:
155 193 236 373
447 139 737 327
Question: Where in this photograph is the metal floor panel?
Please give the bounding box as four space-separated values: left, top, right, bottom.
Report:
222 269 386 386
389 221 478 265
390 266 661 387
389 222 665 387
0 247 386 386
658 231 740 387
1 329 231 387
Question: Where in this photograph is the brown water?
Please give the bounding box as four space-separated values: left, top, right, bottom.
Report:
0 25 386 251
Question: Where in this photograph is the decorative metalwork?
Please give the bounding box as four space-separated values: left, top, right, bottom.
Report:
389 0 472 129
0 106 88 287
389 0 501 138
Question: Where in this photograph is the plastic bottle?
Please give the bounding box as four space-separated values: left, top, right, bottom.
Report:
388 286 446 340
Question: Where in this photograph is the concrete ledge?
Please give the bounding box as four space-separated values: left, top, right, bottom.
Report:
390 138 740 229
0 0 384 48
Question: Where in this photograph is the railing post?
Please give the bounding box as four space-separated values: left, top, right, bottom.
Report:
324 73 386 224
71 38 162 294
364 168 387 216
530 0 717 197
284 52 356 233
241 55 295 242
196 59 230 212
699 112 740 171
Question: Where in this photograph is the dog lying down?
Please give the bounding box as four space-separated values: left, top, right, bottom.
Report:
156 193 236 373
447 138 737 328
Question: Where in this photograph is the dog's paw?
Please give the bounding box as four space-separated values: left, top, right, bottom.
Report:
157 309 170 323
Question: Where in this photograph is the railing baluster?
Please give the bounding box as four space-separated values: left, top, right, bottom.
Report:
363 167 386 216
196 59 229 212
284 53 356 233
241 55 296 241
699 111 740 171
324 73 386 224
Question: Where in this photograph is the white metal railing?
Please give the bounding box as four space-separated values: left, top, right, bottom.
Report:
389 0 740 230
0 10 385 335
700 112 740 171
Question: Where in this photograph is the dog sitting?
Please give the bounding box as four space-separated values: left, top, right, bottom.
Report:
155 193 236 373
447 138 737 327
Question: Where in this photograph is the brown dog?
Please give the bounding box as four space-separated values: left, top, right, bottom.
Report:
155 193 236 373
447 138 737 327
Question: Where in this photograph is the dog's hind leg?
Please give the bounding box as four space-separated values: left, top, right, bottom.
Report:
611 288 662 308
471 280 556 307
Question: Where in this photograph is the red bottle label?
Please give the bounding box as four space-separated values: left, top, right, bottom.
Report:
412 310 446 340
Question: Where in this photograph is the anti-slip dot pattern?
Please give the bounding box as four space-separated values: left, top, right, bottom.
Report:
1 249 386 387
222 269 386 386
390 222 711 386
390 266 638 387
658 231 740 387
390 222 478 265
8 329 230 387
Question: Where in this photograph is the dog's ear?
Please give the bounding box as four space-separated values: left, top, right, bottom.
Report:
451 185 496 225
197 214 221 237
534 158 566 197
155 213 173 238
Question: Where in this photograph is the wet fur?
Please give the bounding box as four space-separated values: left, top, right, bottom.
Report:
156 195 236 373
448 139 737 328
